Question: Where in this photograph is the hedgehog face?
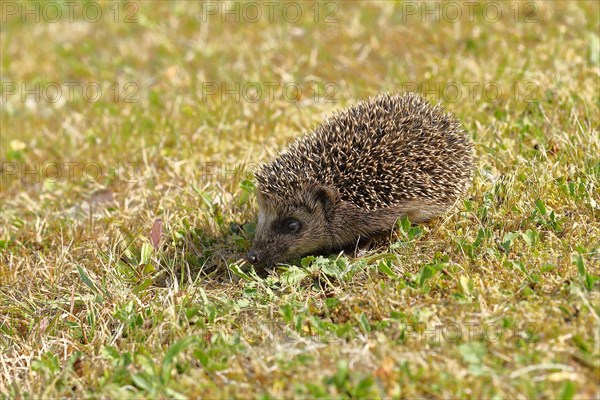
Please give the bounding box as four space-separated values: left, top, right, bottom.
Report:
247 185 338 266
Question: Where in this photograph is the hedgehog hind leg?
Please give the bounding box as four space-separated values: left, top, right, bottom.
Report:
395 199 448 223
373 199 449 226
351 199 447 239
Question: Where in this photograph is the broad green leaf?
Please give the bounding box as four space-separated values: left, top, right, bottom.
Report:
534 198 547 216
572 254 585 277
559 381 576 400
378 259 398 279
281 266 310 285
161 336 196 384
140 243 153 265
358 312 371 333
77 265 96 292
229 263 253 281
418 265 436 287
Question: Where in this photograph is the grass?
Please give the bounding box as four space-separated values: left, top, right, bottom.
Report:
1 0 599 398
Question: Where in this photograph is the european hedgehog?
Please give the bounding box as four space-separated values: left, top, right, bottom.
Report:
247 93 473 266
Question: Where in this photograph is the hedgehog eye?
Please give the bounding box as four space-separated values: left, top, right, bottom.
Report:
282 218 301 234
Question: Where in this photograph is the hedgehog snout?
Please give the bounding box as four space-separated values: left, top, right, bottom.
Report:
247 239 286 267
246 249 260 265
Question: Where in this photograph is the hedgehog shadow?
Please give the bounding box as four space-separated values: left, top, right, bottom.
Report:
152 220 430 287
153 221 254 286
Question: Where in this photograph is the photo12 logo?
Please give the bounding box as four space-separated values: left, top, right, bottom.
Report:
199 81 340 103
400 81 540 104
399 321 539 344
399 1 539 23
1 161 139 185
1 82 139 104
200 1 339 23
1 1 139 24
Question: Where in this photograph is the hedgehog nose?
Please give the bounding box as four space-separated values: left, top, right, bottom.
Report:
247 250 260 265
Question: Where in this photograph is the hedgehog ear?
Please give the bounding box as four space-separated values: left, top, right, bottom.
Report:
305 185 337 216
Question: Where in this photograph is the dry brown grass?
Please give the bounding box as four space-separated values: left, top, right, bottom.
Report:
1 1 599 398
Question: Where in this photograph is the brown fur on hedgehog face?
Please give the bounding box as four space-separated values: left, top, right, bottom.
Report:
247 185 340 267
